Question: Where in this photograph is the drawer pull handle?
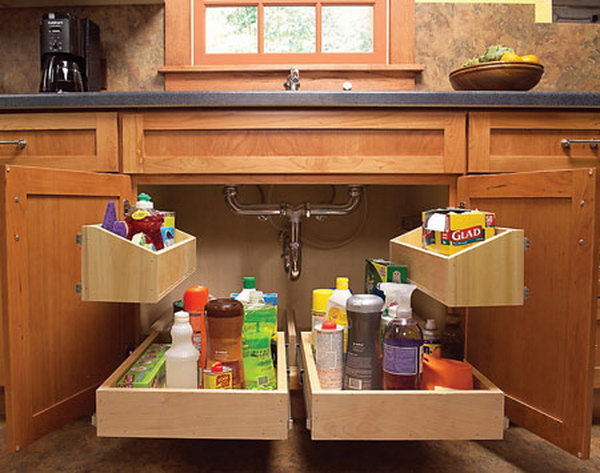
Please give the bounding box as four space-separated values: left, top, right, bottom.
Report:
0 139 27 149
561 138 600 150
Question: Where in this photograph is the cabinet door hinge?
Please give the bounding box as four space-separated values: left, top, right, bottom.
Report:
524 237 531 250
524 287 530 300
75 233 82 245
75 283 82 294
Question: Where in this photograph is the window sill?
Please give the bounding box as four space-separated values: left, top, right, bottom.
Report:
159 64 424 91
158 64 424 73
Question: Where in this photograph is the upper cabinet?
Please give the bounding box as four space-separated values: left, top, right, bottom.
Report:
120 109 467 175
0 112 119 172
469 111 600 172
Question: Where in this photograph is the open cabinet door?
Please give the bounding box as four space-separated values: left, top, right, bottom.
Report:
0 165 136 451
458 168 599 458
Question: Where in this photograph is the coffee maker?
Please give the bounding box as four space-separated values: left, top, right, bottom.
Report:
40 12 102 92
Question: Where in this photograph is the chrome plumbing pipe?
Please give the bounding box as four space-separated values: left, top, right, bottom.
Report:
223 185 363 280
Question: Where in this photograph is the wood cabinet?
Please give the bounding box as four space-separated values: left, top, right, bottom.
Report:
120 109 467 175
460 168 599 459
469 111 600 172
0 165 135 451
0 112 119 172
0 106 598 460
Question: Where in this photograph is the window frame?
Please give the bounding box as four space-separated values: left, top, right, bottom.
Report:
193 0 388 65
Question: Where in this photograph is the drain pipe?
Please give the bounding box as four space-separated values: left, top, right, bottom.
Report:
223 186 363 280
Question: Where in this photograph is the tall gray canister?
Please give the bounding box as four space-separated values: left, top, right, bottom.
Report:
343 294 384 390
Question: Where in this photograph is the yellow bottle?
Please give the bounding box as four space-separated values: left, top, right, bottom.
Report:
326 277 352 352
311 289 334 349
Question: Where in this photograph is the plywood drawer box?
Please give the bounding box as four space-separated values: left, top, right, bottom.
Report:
389 227 524 307
81 224 196 303
469 111 600 172
120 109 466 174
97 331 289 440
300 332 504 440
0 112 118 171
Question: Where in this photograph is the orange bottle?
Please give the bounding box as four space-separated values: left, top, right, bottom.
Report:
183 286 209 383
206 298 245 389
421 350 473 390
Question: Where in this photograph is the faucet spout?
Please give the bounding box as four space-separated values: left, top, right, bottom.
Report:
284 66 300 91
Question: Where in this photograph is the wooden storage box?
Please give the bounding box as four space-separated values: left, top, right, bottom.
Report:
300 332 504 441
97 331 289 440
81 224 196 303
389 227 524 307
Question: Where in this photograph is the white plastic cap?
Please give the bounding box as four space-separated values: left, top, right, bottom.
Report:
174 310 190 322
249 290 264 304
136 200 154 210
389 305 412 319
425 319 437 329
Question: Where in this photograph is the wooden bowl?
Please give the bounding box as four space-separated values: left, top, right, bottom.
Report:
449 61 544 91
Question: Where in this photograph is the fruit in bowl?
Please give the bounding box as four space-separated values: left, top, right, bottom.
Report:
450 45 544 91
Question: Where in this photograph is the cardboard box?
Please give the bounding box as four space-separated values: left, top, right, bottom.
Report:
422 208 495 255
117 343 169 388
365 258 408 294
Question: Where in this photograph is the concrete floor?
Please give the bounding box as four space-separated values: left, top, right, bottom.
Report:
0 416 599 473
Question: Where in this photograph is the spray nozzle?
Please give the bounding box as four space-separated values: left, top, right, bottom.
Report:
378 282 417 316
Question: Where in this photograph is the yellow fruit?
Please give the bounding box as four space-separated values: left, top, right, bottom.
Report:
521 54 540 64
500 52 523 62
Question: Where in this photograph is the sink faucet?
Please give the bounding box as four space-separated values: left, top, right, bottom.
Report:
284 67 300 91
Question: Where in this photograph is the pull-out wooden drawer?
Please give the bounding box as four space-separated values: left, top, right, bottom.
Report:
121 109 466 174
469 111 600 172
97 331 289 440
300 332 504 440
0 112 118 171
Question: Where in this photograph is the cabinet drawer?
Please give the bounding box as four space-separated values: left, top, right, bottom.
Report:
81 224 197 303
97 331 289 439
300 332 504 440
469 111 600 172
0 112 118 171
121 110 466 174
389 227 524 307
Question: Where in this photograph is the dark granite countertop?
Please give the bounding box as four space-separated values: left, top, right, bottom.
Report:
1 91 600 110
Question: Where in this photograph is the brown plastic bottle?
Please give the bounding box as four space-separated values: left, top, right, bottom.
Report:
442 313 465 361
206 298 245 388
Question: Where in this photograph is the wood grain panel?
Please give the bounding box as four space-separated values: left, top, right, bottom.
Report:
164 71 417 91
460 168 599 458
97 332 289 439
300 332 504 441
165 0 191 66
0 113 118 172
390 0 415 64
1 165 135 451
122 110 467 175
469 111 600 172
144 129 444 157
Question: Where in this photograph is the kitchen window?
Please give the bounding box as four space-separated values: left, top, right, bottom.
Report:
194 0 387 65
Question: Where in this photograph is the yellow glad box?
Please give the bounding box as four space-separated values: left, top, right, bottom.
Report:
422 208 495 255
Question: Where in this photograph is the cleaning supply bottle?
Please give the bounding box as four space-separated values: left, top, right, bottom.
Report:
344 294 384 390
165 311 199 389
326 277 352 351
125 193 164 251
206 298 245 388
234 276 257 304
242 290 277 390
183 286 209 384
383 284 423 390
422 319 441 355
442 313 464 360
311 288 334 350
